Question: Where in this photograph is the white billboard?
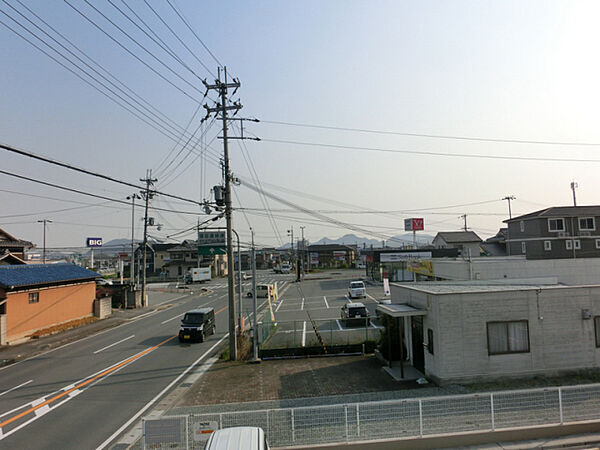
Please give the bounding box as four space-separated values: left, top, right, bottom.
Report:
380 251 432 262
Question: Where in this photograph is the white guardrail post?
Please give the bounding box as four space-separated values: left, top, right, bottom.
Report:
141 418 146 450
558 387 563 425
345 405 349 441
185 415 189 450
490 393 495 431
356 404 360 437
291 409 295 442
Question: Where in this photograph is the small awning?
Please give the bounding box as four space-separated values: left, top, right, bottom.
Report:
376 303 427 318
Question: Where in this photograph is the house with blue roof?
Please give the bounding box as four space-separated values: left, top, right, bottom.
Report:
0 263 99 345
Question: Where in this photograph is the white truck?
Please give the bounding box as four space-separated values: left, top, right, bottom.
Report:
185 267 211 284
274 263 292 274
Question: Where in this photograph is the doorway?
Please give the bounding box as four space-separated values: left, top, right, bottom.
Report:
411 316 425 373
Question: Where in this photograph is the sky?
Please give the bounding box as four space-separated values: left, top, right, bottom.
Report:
2 0 600 251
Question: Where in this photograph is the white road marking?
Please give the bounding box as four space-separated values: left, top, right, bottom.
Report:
93 335 135 354
275 298 284 312
34 404 50 417
366 293 379 303
96 334 229 450
344 295 350 302
323 296 329 308
336 320 343 331
301 321 307 347
0 380 33 398
161 314 184 324
301 298 305 310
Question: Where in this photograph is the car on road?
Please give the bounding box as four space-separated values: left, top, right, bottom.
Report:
179 307 215 343
247 284 271 298
341 302 370 326
203 426 269 450
95 278 113 286
348 280 366 299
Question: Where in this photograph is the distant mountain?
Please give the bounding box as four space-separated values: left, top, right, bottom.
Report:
278 233 435 250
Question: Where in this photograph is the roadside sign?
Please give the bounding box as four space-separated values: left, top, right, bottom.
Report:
198 245 226 256
86 237 102 247
198 231 225 246
193 421 218 442
404 218 424 231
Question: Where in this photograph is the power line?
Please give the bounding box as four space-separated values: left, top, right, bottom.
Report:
260 119 600 146
260 138 600 163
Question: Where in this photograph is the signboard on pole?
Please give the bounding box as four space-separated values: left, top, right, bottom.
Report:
198 231 226 256
404 218 424 231
309 252 319 263
380 251 432 262
86 237 103 247
333 250 346 261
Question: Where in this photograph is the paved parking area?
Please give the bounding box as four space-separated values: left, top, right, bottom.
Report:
261 277 384 349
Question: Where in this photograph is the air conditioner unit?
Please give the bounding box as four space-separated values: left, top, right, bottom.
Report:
557 231 567 237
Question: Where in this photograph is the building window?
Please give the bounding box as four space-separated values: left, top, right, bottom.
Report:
574 239 581 250
487 320 530 355
579 217 595 231
566 240 573 250
521 242 526 253
427 329 434 354
548 218 565 232
596 239 600 249
595 317 600 348
28 292 39 304
519 221 525 232
544 241 551 251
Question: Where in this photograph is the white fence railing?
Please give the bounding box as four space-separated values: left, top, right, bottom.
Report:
141 383 600 449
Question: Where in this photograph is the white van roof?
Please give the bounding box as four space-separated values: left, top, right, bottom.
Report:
205 426 264 450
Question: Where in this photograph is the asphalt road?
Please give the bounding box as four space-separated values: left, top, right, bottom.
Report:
0 270 291 450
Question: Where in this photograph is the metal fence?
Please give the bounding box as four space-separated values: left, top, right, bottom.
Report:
141 383 600 448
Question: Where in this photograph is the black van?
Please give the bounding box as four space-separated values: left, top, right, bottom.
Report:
179 307 215 343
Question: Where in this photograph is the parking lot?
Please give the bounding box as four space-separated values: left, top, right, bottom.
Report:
260 274 385 350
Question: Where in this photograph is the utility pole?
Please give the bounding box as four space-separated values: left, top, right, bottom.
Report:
127 194 140 286
204 67 242 361
140 170 157 308
502 195 516 256
460 214 468 232
571 181 578 206
300 226 305 281
37 219 52 264
251 228 258 360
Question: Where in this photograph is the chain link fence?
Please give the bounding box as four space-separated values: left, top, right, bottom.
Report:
141 383 600 449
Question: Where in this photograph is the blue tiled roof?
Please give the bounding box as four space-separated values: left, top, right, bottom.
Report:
0 264 99 289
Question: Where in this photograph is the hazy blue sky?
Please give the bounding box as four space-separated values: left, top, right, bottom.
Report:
2 1 600 250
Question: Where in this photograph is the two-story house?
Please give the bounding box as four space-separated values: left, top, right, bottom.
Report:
505 205 600 259
432 231 482 257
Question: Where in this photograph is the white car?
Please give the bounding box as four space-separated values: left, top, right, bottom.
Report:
348 281 366 299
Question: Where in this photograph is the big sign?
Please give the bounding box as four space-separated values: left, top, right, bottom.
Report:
404 218 424 231
86 237 103 247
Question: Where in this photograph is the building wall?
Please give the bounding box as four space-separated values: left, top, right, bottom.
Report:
433 256 600 285
5 282 95 343
391 283 600 383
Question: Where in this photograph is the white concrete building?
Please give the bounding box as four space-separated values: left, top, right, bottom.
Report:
379 281 600 384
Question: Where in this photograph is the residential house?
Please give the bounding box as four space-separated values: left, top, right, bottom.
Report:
505 205 600 259
163 240 227 279
481 228 507 257
0 227 34 260
0 263 98 345
134 241 179 276
432 231 482 257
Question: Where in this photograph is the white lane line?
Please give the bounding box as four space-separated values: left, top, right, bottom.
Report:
301 321 307 347
366 293 379 303
275 298 284 313
34 404 50 417
93 335 136 354
336 320 343 331
0 380 33 398
344 295 350 302
96 334 229 450
323 296 329 308
301 298 305 310
161 314 184 324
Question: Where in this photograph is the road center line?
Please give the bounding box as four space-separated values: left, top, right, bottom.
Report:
323 296 329 308
93 335 135 354
0 335 176 433
0 380 33 398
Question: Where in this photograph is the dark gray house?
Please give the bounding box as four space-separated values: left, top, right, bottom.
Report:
505 205 600 259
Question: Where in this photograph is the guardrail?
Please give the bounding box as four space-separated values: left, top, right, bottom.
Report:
141 383 600 448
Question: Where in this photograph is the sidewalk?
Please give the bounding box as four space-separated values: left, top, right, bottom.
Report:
0 306 155 367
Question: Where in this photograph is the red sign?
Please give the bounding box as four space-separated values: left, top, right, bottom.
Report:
412 218 424 231
365 254 373 263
